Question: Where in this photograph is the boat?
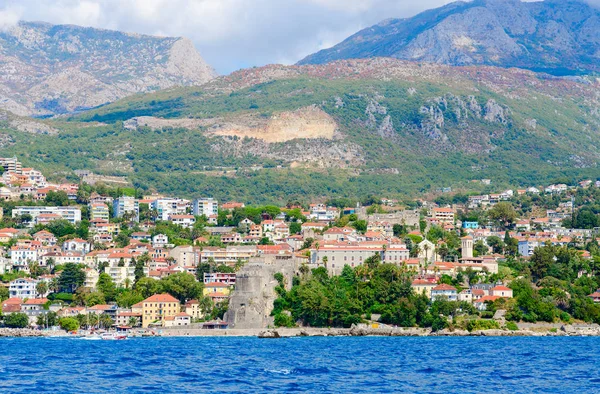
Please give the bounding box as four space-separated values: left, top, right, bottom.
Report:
80 334 102 340
100 333 127 340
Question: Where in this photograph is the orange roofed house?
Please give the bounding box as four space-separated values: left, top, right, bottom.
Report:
141 293 181 328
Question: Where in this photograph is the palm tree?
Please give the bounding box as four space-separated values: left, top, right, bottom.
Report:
36 282 48 298
123 278 132 290
322 256 328 268
423 243 431 262
128 317 139 327
49 278 59 293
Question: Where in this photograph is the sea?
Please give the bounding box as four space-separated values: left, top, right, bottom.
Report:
0 336 598 393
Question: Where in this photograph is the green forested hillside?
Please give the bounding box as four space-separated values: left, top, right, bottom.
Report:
0 59 599 203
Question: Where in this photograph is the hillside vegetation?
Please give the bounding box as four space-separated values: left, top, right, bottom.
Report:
0 59 599 203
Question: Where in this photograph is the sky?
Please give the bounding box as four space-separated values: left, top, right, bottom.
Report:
0 0 596 74
0 0 460 74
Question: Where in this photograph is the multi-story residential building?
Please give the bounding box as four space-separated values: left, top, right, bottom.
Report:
21 298 49 325
33 230 57 246
9 278 42 299
199 246 257 266
104 266 139 287
89 220 120 236
151 198 189 221
310 243 410 276
411 279 438 298
430 284 458 301
203 272 236 285
431 207 455 223
83 268 99 290
10 246 39 270
12 206 82 226
113 196 139 222
192 198 218 217
63 238 92 254
89 203 110 221
0 157 22 174
308 204 338 222
164 312 191 327
184 300 203 320
169 245 199 267
21 168 46 187
141 293 181 328
169 214 196 229
203 282 230 296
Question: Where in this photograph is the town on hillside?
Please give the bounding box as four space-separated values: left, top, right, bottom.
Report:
1 156 600 334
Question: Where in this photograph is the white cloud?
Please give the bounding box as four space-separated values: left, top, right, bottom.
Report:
0 7 21 31
0 0 458 73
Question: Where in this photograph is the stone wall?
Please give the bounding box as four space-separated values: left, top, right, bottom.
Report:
224 255 298 329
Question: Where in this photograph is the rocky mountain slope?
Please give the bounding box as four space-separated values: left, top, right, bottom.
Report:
2 58 598 202
298 0 600 76
0 21 216 117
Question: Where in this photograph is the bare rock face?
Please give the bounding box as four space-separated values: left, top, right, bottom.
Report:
298 0 600 75
0 22 216 116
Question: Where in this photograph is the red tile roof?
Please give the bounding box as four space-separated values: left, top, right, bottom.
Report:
432 284 457 291
143 293 179 303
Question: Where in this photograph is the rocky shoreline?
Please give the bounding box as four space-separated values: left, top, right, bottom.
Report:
1 324 599 339
0 328 54 337
257 324 600 338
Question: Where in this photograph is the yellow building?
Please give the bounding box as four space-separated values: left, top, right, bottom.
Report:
202 282 231 297
411 279 438 298
141 293 180 328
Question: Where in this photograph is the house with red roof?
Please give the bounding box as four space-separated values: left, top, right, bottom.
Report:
588 290 600 303
141 293 181 328
430 284 458 301
491 285 513 298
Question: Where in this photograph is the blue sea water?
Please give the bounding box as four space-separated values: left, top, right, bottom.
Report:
0 336 598 393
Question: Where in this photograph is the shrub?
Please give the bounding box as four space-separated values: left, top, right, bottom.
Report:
431 316 447 332
466 319 500 332
58 317 80 332
4 313 29 328
505 321 519 331
273 313 295 328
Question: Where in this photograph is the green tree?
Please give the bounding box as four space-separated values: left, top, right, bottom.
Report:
36 311 58 328
488 202 517 229
134 253 149 284
36 282 48 297
96 273 117 302
58 263 85 293
59 317 80 331
289 222 302 235
134 277 162 298
5 313 29 328
160 272 204 303
487 236 504 254
45 190 69 206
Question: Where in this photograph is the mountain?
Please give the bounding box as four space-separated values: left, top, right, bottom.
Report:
1 58 599 203
0 21 216 117
298 0 600 76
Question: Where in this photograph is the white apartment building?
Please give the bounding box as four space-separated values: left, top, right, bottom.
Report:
200 246 257 266
169 214 196 229
9 278 42 299
192 198 218 217
12 206 82 226
10 246 39 270
113 196 139 222
151 198 189 221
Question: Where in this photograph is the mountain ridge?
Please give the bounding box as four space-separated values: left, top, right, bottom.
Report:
0 21 216 117
298 0 600 76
